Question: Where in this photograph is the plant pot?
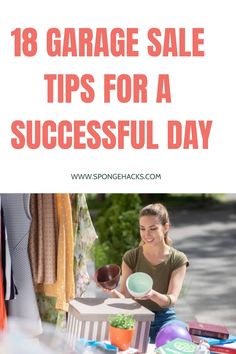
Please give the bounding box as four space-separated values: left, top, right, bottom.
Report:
109 325 135 351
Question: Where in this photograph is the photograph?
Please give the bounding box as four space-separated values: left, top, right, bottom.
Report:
1 193 236 353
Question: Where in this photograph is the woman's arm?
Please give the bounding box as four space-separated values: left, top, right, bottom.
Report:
119 260 134 297
136 264 187 307
166 264 187 306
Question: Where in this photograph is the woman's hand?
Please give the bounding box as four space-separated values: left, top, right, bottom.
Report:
134 289 156 301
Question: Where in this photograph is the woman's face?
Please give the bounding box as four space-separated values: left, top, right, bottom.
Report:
139 215 169 245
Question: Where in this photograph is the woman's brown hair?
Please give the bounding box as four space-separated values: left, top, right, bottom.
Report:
139 203 172 246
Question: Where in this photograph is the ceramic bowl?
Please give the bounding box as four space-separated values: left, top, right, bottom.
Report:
94 264 121 290
126 272 153 297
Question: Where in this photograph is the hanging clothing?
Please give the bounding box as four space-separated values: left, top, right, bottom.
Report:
71 194 98 297
0 258 7 330
0 197 7 330
28 194 58 285
37 194 75 312
1 207 18 300
36 194 97 329
0 194 42 336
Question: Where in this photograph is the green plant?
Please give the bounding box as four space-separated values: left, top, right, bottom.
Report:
93 194 141 268
108 314 136 329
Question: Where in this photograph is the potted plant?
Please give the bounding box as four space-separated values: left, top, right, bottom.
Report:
108 314 136 351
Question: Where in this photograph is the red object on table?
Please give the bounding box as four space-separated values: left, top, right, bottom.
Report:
188 321 229 340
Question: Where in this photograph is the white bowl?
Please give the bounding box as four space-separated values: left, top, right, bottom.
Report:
126 272 153 298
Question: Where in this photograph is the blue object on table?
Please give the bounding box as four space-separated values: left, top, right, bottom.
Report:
75 339 118 353
199 335 236 346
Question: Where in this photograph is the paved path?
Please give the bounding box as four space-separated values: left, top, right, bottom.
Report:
85 198 236 335
171 200 236 335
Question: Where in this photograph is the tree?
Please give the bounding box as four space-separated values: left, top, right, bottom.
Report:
94 194 141 267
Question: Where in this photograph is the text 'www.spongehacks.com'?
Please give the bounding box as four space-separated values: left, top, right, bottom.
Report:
70 173 161 181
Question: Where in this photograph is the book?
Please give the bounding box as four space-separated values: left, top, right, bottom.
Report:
188 321 229 340
155 338 197 354
210 343 236 354
191 335 236 346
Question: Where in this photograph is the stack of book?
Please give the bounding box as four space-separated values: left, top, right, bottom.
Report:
188 321 236 354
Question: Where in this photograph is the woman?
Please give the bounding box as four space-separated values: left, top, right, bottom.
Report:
106 203 189 343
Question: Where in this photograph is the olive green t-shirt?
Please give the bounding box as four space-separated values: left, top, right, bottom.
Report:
123 246 189 311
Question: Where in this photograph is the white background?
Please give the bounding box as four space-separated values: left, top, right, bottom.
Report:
0 0 235 192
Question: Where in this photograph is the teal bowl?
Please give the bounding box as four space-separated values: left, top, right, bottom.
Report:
126 272 153 297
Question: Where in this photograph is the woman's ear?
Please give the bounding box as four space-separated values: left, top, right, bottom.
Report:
164 223 170 233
